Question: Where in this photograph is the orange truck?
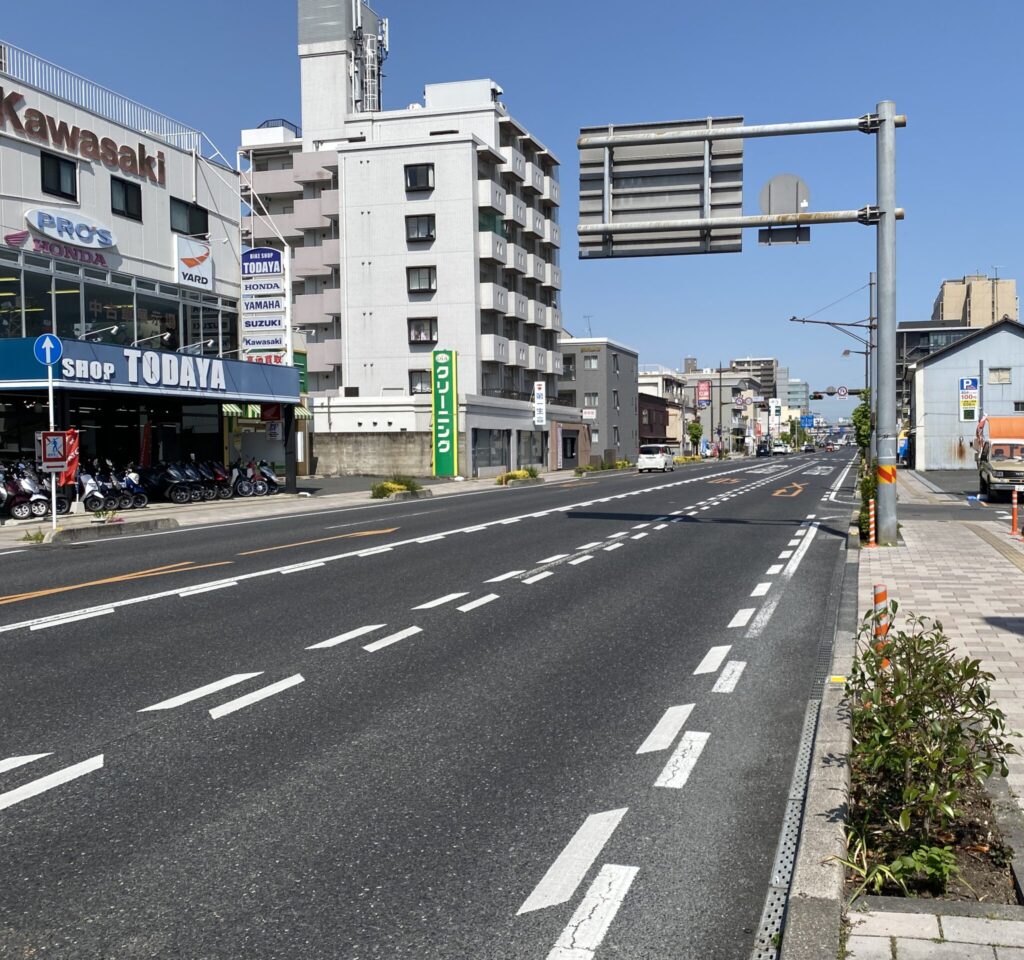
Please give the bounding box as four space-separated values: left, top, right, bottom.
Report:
974 416 1024 499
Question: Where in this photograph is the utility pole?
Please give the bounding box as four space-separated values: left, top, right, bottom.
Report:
869 271 877 462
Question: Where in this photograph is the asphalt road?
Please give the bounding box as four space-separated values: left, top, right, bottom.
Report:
0 451 857 959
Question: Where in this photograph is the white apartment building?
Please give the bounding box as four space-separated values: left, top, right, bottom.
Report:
239 1 570 477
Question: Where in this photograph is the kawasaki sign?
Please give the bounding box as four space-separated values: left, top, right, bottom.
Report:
431 350 458 477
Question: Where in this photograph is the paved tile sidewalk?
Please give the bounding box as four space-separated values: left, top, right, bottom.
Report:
848 908 1024 958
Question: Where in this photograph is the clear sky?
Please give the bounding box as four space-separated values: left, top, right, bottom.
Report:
7 1 1023 418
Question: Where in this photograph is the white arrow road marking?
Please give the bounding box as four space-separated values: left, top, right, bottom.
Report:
654 731 710 788
138 673 263 711
712 661 747 693
0 754 104 812
307 624 387 649
208 675 304 719
0 754 51 775
636 704 694 754
456 594 499 613
693 646 730 675
545 864 639 960
363 626 422 653
517 808 628 915
412 592 468 610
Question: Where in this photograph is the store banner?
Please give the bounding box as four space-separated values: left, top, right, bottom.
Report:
533 380 546 427
431 350 458 477
58 429 80 487
697 380 712 408
175 236 213 289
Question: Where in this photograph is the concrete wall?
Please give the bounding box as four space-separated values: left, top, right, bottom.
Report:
311 430 435 476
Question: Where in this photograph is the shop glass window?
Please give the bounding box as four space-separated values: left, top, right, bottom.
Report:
406 214 436 241
472 428 510 469
407 266 437 293
583 354 598 370
111 177 143 222
409 369 431 395
23 271 53 339
53 280 82 339
221 311 237 356
41 151 77 201
136 291 180 349
404 163 434 192
583 392 599 406
84 283 134 342
408 317 438 343
517 430 544 465
0 268 22 338
170 198 209 236
184 304 220 355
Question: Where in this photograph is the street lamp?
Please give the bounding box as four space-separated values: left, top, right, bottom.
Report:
177 339 215 354
842 347 870 399
131 332 172 347
80 324 118 341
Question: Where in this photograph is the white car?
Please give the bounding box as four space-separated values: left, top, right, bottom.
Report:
637 444 675 472
771 442 791 456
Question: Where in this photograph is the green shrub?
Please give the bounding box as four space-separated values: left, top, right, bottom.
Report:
496 469 533 485
859 458 878 540
389 474 422 493
525 465 540 478
371 480 408 499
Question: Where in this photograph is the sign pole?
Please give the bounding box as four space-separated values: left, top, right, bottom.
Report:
47 364 56 531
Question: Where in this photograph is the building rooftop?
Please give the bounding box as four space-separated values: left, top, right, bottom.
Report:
558 336 639 357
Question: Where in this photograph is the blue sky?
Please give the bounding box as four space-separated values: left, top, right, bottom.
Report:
7 1 1022 416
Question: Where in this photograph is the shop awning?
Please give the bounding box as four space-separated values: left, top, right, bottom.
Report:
245 403 262 419
222 403 244 416
294 404 313 420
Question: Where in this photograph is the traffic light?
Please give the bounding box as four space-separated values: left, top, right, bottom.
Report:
810 392 824 400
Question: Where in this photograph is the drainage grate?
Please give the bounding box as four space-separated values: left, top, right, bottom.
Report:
750 884 788 959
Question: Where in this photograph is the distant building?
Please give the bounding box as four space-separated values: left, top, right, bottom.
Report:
639 393 672 446
931 274 1018 326
731 356 780 399
896 320 972 423
784 378 810 413
638 364 690 446
681 367 762 454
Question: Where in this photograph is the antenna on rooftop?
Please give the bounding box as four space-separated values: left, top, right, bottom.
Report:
583 314 593 337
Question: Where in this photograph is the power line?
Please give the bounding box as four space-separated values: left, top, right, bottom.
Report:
803 283 869 319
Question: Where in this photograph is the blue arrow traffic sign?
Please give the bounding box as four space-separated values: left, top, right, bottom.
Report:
33 334 63 366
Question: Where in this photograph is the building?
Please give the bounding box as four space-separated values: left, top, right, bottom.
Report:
932 274 1018 326
896 320 972 423
241 0 571 478
681 367 762 453
730 356 779 400
908 318 1024 470
557 337 639 462
0 39 301 475
639 394 672 446
784 378 810 414
638 363 690 446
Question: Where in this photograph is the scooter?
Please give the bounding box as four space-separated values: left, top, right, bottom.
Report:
76 466 108 513
229 459 253 497
247 458 268 497
119 462 149 509
257 459 281 494
17 463 53 518
205 461 234 500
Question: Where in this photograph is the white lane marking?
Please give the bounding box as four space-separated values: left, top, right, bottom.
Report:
631 532 648 540
748 522 822 638
632 523 650 530
568 555 594 566
306 624 386 649
728 608 755 628
363 626 422 652
517 808 628 914
687 511 698 517
138 673 263 711
179 581 238 597
457 593 500 612
29 608 114 631
523 571 554 584
545 864 639 960
486 570 525 582
0 549 26 557
280 561 326 574
609 532 629 539
575 542 602 550
654 523 668 530
713 661 747 693
700 506 709 511
500 518 521 525
357 545 393 557
693 645 731 675
806 514 817 519
537 554 569 564
0 754 51 774
751 583 771 597
412 592 469 610
604 543 624 552
208 674 304 719
636 704 694 754
787 539 800 547
462 525 488 533
778 550 794 559
0 754 104 812
416 533 446 543
670 510 683 515
794 529 807 537
654 731 710 788
766 564 783 575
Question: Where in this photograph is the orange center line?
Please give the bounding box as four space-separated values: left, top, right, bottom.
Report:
236 528 399 557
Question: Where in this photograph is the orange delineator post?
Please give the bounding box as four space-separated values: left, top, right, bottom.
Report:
868 498 877 548
1012 488 1020 538
873 583 889 641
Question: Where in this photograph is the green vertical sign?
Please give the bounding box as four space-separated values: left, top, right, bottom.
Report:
431 349 458 477
293 351 308 394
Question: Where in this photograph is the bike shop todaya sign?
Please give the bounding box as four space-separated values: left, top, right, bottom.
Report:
431 349 458 477
241 247 288 363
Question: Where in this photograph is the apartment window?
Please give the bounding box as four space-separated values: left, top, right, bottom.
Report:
990 367 1011 385
591 428 600 445
406 214 436 242
111 177 142 221
583 354 598 370
409 369 432 394
613 425 620 446
613 353 620 374
612 389 620 409
404 163 434 192
408 317 438 343
170 198 209 236
562 354 576 381
583 392 599 406
41 151 77 201
641 409 650 425
1015 402 1024 413
407 266 437 293
558 390 576 406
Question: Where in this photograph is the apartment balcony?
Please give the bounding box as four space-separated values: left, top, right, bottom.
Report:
292 245 331 278
321 238 340 266
505 242 527 274
479 334 510 363
504 194 528 228
505 291 528 321
480 282 508 313
545 305 563 331
543 263 562 290
478 179 506 212
527 346 546 372
507 340 529 367
500 145 526 181
524 207 545 238
319 189 339 218
543 175 560 205
546 351 563 376
293 290 338 325
306 338 343 373
524 160 544 194
293 152 336 183
293 195 330 230
526 252 545 282
526 299 545 326
244 167 303 199
243 213 302 242
478 231 507 263
544 220 561 248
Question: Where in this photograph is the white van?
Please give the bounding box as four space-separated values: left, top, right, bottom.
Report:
637 444 675 473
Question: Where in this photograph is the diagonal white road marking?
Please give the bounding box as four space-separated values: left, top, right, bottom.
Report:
654 731 710 788
307 624 387 649
636 704 694 754
209 675 304 719
0 754 104 812
139 673 263 711
457 594 499 613
412 592 468 610
0 754 51 775
693 645 730 675
712 661 747 693
363 626 423 652
545 864 639 960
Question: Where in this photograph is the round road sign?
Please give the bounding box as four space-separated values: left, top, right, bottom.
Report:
837 385 849 399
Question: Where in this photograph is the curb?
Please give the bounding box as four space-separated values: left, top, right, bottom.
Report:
387 489 434 501
44 517 180 543
505 478 543 488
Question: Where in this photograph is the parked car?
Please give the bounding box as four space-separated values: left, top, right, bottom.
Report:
637 444 675 473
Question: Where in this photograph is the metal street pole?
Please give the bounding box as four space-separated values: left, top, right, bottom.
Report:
875 102 898 544
869 271 877 462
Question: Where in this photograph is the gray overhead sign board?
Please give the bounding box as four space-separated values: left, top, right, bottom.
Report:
578 116 744 259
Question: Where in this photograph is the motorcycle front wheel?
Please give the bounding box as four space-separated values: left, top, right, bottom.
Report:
252 479 268 497
217 484 233 500
30 499 48 517
11 501 32 520
234 480 253 498
169 486 190 505
132 494 149 509
83 494 105 513
118 493 134 510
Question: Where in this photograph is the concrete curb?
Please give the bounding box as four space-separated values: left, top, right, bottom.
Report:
387 489 434 501
505 478 543 488
45 517 180 543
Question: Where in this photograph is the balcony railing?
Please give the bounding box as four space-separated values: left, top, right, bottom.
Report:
482 388 534 402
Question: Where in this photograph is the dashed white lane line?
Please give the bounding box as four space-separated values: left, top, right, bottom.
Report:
609 532 630 539
0 754 51 774
306 624 386 649
670 510 683 515
523 571 554 585
787 539 801 547
457 593 500 612
363 626 422 652
604 543 624 552
416 534 446 543
632 523 650 530
693 645 731 675
412 592 469 610
794 529 807 537
545 864 639 960
280 561 325 574
500 518 521 525
569 555 594 566
654 731 710 788
687 511 698 517
712 661 747 693
654 523 668 530
751 583 771 597
636 704 694 754
537 554 569 564
0 754 104 812
766 564 783 575
30 608 114 631
0 549 26 556
357 545 393 557
486 570 525 583
208 674 304 719
138 673 263 711
727 608 755 629
748 523 822 639
778 550 794 559
575 541 602 550
179 581 238 597
462 525 488 533
700 506 710 511
631 532 649 540
517 807 628 914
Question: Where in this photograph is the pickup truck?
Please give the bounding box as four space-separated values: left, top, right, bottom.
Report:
975 416 1024 500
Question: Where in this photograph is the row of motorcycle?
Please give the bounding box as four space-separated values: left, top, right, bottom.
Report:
0 458 283 519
